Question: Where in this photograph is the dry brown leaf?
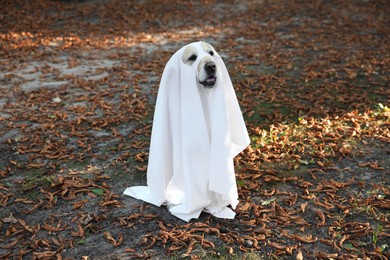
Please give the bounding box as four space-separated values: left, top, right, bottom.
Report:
103 231 116 245
296 250 303 260
42 223 67 232
2 213 18 224
0 236 23 249
268 241 286 250
70 199 88 210
71 224 85 238
315 209 326 227
32 251 57 258
292 234 318 243
300 202 308 212
339 234 349 248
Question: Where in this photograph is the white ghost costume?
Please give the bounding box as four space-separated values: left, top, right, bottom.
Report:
124 42 250 222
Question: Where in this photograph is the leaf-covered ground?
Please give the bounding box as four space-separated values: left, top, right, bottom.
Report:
0 0 389 259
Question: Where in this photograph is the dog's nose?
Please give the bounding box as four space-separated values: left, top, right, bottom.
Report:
205 62 216 73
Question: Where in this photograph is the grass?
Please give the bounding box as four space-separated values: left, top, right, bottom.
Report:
21 168 52 191
372 224 383 247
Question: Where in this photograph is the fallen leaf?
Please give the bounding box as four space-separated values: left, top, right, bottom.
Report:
296 250 303 260
2 213 18 224
262 197 276 205
300 202 308 212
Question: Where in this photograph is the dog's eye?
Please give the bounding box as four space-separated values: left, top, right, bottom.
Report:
209 51 214 56
188 54 197 61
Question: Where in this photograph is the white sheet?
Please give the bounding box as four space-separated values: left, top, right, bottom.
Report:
124 42 250 222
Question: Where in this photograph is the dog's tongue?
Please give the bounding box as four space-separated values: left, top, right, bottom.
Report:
206 76 216 84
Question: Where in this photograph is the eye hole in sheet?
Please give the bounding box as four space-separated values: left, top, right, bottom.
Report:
182 45 198 65
200 41 215 56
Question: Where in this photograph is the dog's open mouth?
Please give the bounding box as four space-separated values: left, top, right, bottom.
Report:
200 76 217 87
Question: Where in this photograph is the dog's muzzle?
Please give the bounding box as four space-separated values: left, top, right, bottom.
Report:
200 61 217 87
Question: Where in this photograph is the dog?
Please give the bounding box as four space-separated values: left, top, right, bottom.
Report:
124 42 250 221
182 42 217 88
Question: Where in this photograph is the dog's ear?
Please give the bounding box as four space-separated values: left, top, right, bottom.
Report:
182 45 198 66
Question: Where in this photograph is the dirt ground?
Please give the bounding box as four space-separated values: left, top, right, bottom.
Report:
0 0 389 259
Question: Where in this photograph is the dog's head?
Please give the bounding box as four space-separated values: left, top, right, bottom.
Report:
181 42 217 88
